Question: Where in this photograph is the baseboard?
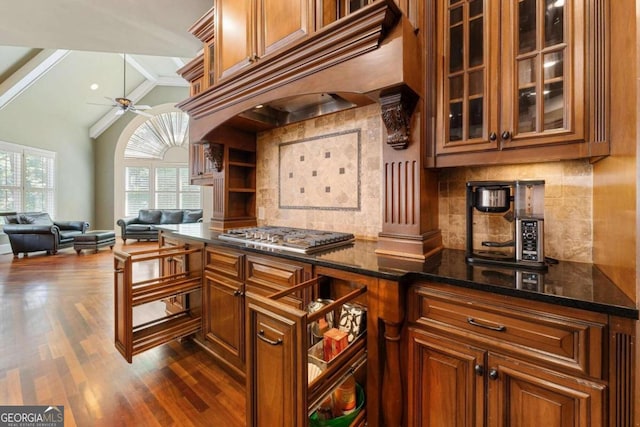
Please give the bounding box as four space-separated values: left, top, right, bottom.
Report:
0 243 11 255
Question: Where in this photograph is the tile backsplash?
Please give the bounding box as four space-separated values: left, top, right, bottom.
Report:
256 104 383 239
257 105 594 263
438 160 593 263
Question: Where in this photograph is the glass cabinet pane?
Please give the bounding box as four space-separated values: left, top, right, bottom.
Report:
518 0 537 54
518 57 536 86
445 1 487 143
513 0 567 135
450 75 464 99
469 16 483 67
543 82 564 129
449 102 463 141
469 98 484 138
544 0 564 47
543 51 563 80
449 19 463 72
518 88 537 133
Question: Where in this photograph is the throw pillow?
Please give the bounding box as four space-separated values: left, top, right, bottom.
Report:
161 210 183 224
138 210 162 224
182 209 203 223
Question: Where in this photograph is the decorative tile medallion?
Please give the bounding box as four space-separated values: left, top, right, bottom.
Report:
279 129 361 210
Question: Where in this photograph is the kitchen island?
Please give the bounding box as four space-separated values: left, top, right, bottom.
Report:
121 223 637 426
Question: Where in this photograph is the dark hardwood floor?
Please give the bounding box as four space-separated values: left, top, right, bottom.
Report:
0 242 246 427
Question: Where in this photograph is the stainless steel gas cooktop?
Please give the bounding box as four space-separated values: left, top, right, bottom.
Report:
218 226 355 254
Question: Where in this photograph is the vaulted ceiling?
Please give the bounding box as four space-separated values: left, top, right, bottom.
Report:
0 0 212 138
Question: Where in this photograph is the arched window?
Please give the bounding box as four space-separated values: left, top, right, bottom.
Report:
122 111 200 216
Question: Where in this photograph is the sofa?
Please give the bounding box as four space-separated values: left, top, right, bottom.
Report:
3 212 90 258
117 209 203 243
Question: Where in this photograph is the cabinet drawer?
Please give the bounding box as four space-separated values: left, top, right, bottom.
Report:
245 254 312 309
409 284 606 378
205 246 244 280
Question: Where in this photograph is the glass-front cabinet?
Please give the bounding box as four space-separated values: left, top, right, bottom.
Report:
434 0 607 164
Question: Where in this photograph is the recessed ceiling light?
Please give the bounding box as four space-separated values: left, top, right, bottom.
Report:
90 83 99 91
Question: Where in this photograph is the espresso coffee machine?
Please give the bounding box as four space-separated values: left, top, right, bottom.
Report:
466 180 546 269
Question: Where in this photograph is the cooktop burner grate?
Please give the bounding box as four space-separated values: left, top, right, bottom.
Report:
218 226 355 254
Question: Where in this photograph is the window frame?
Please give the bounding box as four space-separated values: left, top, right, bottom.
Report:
0 140 56 216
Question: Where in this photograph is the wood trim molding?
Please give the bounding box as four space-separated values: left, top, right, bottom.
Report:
188 7 215 42
178 54 205 82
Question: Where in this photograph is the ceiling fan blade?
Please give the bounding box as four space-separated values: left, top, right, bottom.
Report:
134 105 152 110
104 96 118 103
132 109 153 118
115 109 125 116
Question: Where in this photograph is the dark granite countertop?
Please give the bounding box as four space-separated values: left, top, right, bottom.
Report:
157 223 638 319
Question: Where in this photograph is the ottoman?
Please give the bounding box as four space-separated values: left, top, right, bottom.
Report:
74 230 116 254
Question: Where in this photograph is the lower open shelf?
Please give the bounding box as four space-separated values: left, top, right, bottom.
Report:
131 311 201 356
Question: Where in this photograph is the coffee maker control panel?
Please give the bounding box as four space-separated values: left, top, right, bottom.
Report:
516 219 544 263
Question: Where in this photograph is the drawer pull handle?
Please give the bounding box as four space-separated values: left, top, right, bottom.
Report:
467 317 506 332
257 330 283 346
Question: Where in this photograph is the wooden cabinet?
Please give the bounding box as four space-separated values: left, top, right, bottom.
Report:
430 0 609 167
246 266 370 427
406 282 609 426
214 0 311 82
203 246 246 374
197 247 313 377
189 142 216 185
114 242 203 363
160 233 190 314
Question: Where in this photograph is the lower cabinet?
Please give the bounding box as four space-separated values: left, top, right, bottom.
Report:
407 328 605 427
405 282 625 427
201 246 246 374
245 266 371 427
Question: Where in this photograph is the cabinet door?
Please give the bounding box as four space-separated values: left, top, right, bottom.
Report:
256 0 310 58
189 143 214 185
436 0 500 154
500 0 585 148
486 353 606 427
215 0 253 81
407 328 485 427
245 291 307 427
203 273 245 370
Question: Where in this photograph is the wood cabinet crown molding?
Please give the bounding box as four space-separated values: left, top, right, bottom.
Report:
177 53 204 82
188 6 215 42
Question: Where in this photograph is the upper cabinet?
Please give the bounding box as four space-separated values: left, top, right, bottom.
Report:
429 0 610 167
214 0 311 82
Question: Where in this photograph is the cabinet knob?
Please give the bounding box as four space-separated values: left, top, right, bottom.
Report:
488 369 499 380
233 288 243 297
501 131 511 141
489 132 497 141
474 364 484 376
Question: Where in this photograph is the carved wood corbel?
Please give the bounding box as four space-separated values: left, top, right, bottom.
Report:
380 87 418 150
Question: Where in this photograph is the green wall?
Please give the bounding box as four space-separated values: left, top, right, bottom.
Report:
93 86 188 230
0 85 188 234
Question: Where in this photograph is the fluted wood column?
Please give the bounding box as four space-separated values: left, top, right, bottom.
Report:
376 86 442 260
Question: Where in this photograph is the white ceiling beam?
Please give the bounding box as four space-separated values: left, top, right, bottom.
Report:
89 79 157 139
155 76 189 87
171 57 187 68
122 53 157 82
0 49 70 110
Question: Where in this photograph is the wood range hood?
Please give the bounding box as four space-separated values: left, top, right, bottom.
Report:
177 0 422 146
178 0 443 260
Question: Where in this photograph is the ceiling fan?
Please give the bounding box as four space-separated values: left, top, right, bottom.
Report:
91 54 153 118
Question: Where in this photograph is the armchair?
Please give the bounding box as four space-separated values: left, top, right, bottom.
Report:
3 212 89 258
